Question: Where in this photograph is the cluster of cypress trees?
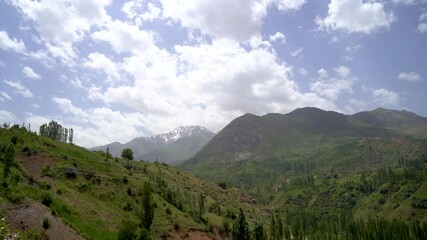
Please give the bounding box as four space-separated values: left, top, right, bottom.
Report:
39 120 73 143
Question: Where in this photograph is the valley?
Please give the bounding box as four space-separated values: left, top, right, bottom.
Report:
0 107 426 239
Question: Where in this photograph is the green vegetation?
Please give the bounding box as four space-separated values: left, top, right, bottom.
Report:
1 108 427 239
0 124 264 239
121 148 134 160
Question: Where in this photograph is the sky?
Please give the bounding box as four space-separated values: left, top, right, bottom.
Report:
0 0 426 148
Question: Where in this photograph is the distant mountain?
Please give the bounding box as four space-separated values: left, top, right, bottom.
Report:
179 107 427 218
91 126 215 163
353 108 427 138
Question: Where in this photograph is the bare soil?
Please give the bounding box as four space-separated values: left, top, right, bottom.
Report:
2 199 83 240
17 154 55 178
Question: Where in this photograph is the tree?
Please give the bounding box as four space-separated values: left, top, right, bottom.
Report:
198 193 206 219
117 220 137 240
68 128 73 144
139 182 154 230
122 148 134 160
232 209 250 240
253 222 265 240
1 141 15 186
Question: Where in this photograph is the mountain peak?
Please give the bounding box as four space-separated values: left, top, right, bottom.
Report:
157 126 214 143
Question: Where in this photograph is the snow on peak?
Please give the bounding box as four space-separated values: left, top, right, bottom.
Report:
157 126 212 143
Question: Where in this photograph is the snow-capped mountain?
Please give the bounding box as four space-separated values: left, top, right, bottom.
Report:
91 126 215 163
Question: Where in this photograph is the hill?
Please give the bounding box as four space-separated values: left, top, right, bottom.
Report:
179 108 427 226
0 125 264 239
92 126 215 163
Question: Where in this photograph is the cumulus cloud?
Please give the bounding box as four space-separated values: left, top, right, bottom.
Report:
8 0 111 63
22 66 41 80
92 20 157 54
316 0 396 34
160 0 268 41
83 52 119 83
4 79 33 98
310 66 355 100
89 38 337 135
373 89 399 107
269 32 286 44
0 31 26 53
122 0 161 24
398 72 421 82
0 110 17 123
48 97 149 147
418 23 427 33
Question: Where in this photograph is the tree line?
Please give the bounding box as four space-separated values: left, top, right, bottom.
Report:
39 120 73 144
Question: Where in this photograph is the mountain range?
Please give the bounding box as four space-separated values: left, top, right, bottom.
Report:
91 126 215 163
179 107 427 222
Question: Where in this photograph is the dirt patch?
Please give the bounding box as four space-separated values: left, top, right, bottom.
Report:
186 230 212 240
167 228 229 240
2 199 83 240
17 154 55 178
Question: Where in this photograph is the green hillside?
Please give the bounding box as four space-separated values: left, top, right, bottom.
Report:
179 107 427 238
0 125 265 239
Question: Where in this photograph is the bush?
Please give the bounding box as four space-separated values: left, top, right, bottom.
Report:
166 208 172 215
41 193 53 207
117 220 137 240
63 166 77 179
42 218 50 230
412 199 427 209
378 197 386 205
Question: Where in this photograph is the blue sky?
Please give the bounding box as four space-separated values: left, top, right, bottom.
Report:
0 0 426 147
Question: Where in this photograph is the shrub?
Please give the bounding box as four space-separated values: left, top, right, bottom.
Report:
63 166 77 179
42 218 50 230
117 220 137 240
41 193 53 207
166 208 172 215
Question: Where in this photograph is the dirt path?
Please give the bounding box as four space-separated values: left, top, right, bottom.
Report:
3 199 83 240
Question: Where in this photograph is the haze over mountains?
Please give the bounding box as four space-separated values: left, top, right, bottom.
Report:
92 126 215 163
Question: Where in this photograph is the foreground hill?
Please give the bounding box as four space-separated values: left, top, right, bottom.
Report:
92 126 215 163
180 107 427 223
0 125 264 239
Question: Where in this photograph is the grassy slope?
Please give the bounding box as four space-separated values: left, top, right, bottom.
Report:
179 108 427 223
0 127 266 239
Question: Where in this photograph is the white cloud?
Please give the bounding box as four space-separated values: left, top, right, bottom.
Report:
373 89 399 107
275 0 306 11
420 12 427 22
0 91 12 102
0 110 17 124
4 79 34 98
345 44 362 53
22 66 41 80
122 1 161 24
269 32 286 44
0 31 26 53
398 72 421 82
92 38 337 135
298 68 308 76
160 0 268 41
393 0 427 5
92 20 157 54
316 0 396 34
52 97 89 118
310 66 355 100
83 52 119 83
291 47 303 58
44 97 149 147
417 23 427 33
9 0 111 63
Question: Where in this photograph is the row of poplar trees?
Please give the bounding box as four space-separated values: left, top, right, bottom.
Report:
39 120 73 144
